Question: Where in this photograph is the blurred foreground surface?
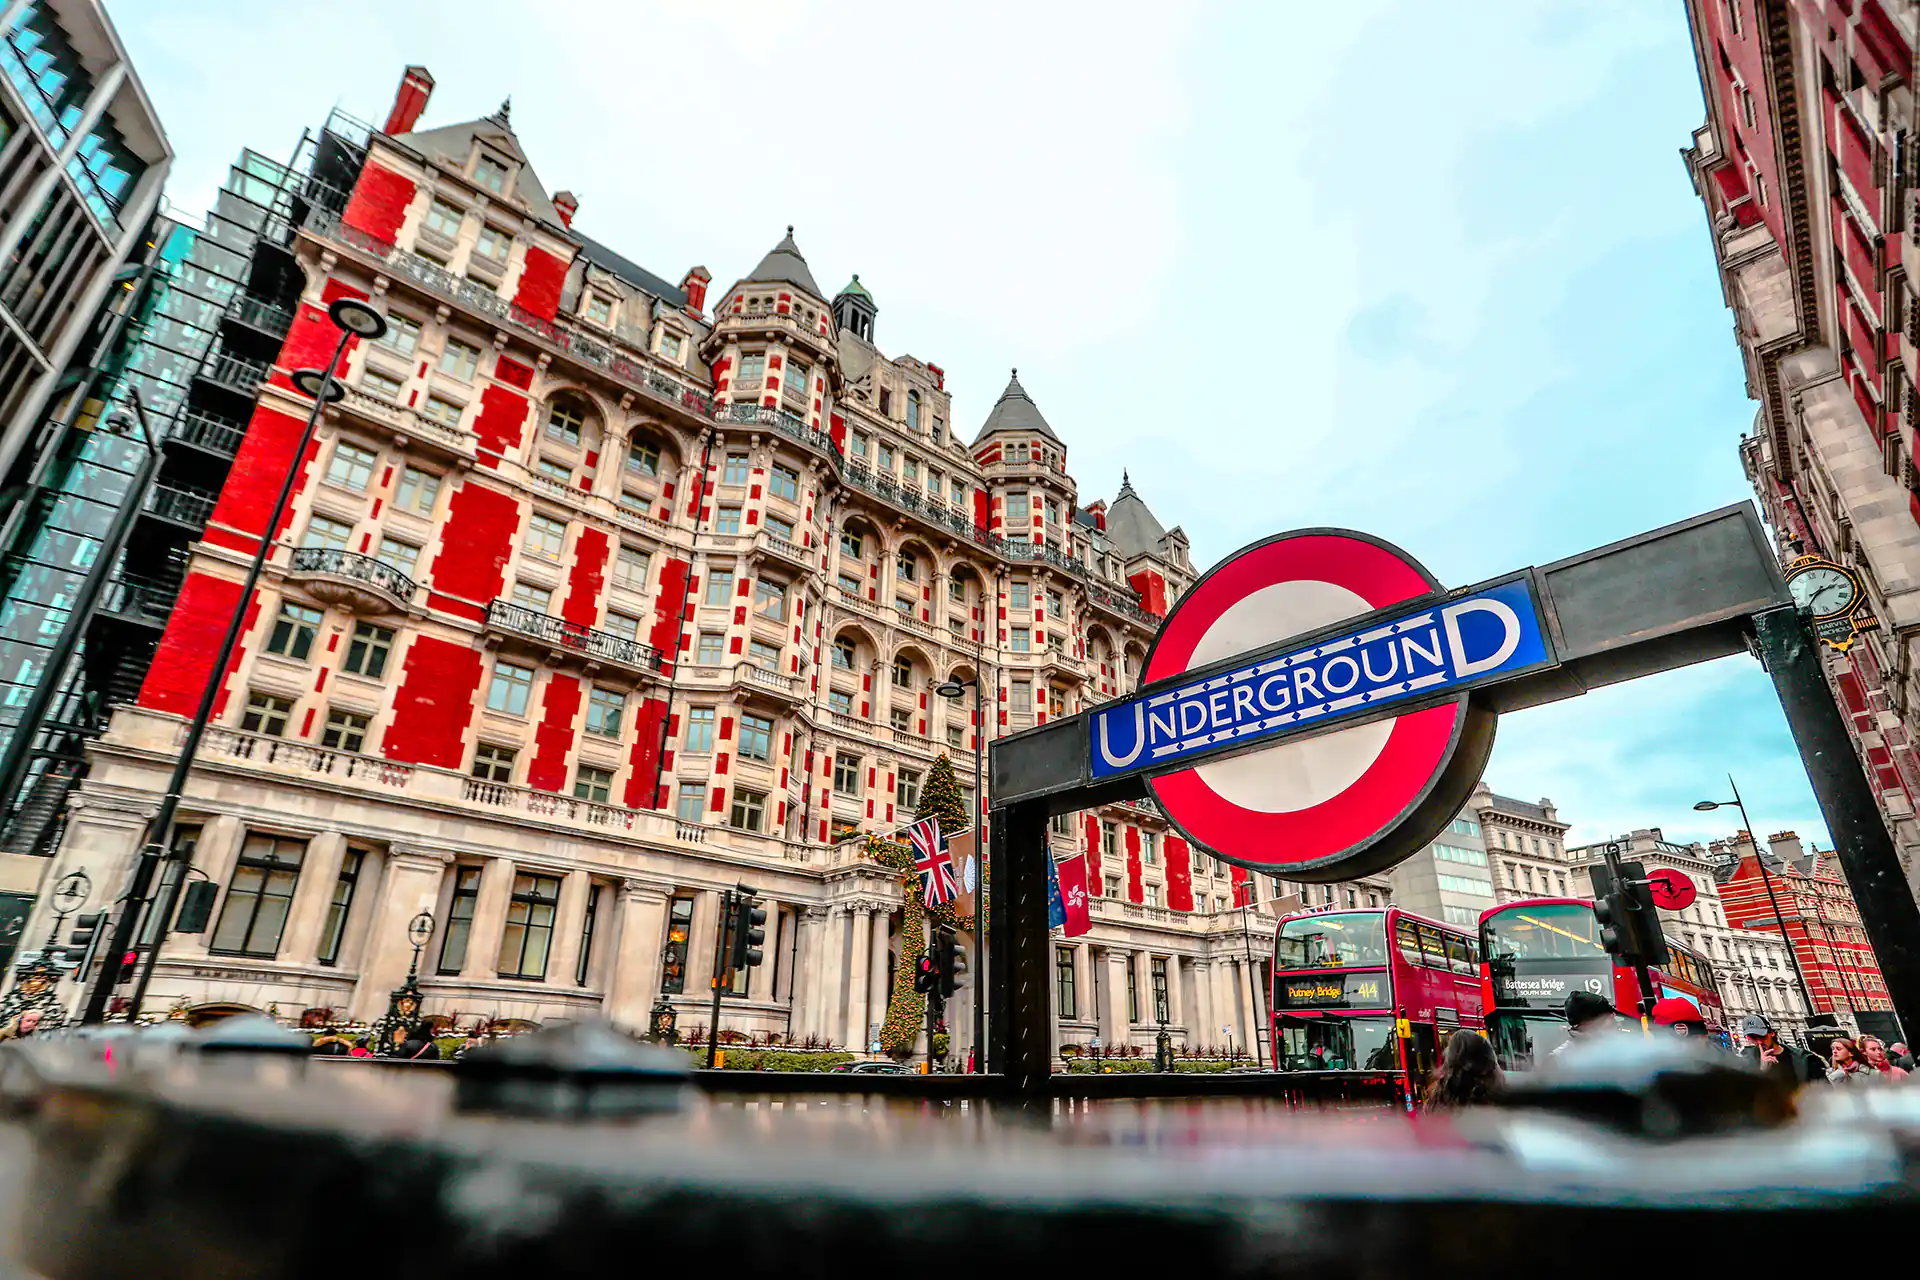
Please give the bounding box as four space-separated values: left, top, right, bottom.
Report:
3 1022 1920 1276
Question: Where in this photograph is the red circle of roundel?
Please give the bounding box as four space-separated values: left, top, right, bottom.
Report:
1141 530 1464 874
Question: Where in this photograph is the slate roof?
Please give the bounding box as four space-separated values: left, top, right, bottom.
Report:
574 230 687 308
1103 471 1167 559
392 108 563 227
1487 793 1560 824
745 227 821 297
973 370 1060 444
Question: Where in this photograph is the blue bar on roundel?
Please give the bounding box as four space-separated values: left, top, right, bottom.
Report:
1089 577 1549 780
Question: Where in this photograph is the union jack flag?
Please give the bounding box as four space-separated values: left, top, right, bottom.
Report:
909 816 959 907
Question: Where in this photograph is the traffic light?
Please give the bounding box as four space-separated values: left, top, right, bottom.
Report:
728 895 766 971
934 927 967 999
67 912 101 954
113 949 138 986
914 954 938 994
1591 858 1669 967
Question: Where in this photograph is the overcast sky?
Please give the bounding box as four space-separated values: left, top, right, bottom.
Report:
114 1 1822 851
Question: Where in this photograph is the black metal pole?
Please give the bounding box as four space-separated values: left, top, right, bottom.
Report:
1754 605 1920 1043
85 330 354 1025
1241 901 1265 1068
0 392 162 832
988 797 1051 1101
1728 778 1817 1024
706 889 732 1070
649 427 715 812
971 677 985 1072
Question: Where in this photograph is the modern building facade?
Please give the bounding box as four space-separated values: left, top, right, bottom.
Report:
23 69 1399 1059
1681 0 1920 886
1569 828 1811 1041
0 0 169 486
1712 828 1894 1034
1387 811 1496 928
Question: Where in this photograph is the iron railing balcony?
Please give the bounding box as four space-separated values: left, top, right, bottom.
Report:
98 575 181 626
225 293 296 337
288 547 419 605
145 486 217 528
720 401 840 461
839 458 1001 552
169 412 247 458
199 353 270 396
485 599 668 676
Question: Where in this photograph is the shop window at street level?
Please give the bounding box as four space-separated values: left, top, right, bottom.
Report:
1056 946 1077 1019
730 788 767 833
437 867 483 973
486 661 534 715
660 895 695 992
265 603 323 661
739 713 773 762
471 744 516 783
241 692 294 737
574 765 613 803
685 707 716 753
585 687 624 738
498 873 561 979
395 467 440 515
1127 961 1139 1023
317 849 365 967
321 709 368 753
325 442 377 493
342 622 394 680
210 834 305 958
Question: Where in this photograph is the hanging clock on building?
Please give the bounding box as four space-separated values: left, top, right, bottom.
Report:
1783 555 1880 653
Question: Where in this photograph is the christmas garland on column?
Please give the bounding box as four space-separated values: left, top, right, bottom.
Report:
867 752 976 1056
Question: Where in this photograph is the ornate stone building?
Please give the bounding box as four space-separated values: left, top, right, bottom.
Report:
1474 786 1576 905
1682 0 1920 883
24 70 1388 1060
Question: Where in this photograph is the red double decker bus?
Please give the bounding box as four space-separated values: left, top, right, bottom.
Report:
1478 898 1729 1069
1269 906 1484 1107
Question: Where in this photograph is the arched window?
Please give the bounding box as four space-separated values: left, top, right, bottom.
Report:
547 396 589 446
893 656 913 688
833 637 856 670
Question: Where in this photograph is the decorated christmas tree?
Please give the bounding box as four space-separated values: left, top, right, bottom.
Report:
916 752 969 834
868 753 978 1056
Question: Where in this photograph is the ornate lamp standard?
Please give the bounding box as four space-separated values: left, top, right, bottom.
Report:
1696 777 1816 1025
86 298 388 1025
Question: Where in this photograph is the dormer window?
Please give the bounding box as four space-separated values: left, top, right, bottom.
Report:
474 153 510 193
660 331 684 361
584 294 612 327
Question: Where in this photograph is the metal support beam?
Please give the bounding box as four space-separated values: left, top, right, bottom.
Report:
1754 605 1920 1040
988 799 1052 1102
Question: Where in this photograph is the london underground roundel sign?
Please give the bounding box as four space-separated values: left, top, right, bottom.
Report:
1090 529 1549 881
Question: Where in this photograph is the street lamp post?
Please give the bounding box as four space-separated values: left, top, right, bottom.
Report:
935 674 986 1073
83 298 388 1024
1695 776 1817 1034
405 911 434 979
1240 896 1265 1069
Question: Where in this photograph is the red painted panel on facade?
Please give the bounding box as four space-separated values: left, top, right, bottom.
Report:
341 164 414 245
136 572 248 716
972 489 991 531
383 637 482 768
1128 569 1169 617
623 696 670 808
494 355 535 390
526 674 582 792
561 527 610 628
650 558 690 672
1166 836 1194 912
1084 815 1102 891
205 405 315 551
514 247 570 321
473 383 531 459
1230 864 1251 907
427 482 521 609
1125 825 1144 903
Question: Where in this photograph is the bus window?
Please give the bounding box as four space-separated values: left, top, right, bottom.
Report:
1416 924 1449 969
1483 902 1605 963
1395 919 1422 965
1444 933 1476 976
1274 913 1388 969
1276 1015 1398 1072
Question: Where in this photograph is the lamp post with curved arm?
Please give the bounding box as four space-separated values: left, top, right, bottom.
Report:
85 298 388 1024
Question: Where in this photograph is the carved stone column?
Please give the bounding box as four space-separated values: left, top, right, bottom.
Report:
459 857 515 982
279 831 347 966
605 877 671 1030
545 869 593 988
349 846 452 1021
843 906 873 1051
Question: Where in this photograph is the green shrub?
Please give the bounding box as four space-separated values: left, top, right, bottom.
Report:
686 1048 858 1072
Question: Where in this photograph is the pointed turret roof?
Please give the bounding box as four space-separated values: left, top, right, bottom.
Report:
974 369 1061 443
746 226 822 297
1105 471 1169 559
835 274 872 301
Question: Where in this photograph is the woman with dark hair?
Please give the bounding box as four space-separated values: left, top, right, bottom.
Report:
1424 1031 1504 1111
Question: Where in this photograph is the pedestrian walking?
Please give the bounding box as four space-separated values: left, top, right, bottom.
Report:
1859 1035 1909 1081
1890 1040 1914 1071
1650 997 1709 1040
1424 1031 1504 1111
1825 1037 1869 1084
1736 1014 1825 1090
1550 990 1618 1057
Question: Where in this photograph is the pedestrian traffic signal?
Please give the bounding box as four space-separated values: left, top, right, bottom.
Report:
174 880 218 934
729 896 767 970
934 927 967 999
1591 859 1669 967
113 949 138 986
67 912 101 953
914 953 937 994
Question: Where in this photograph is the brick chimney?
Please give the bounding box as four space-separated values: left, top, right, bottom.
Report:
1083 499 1107 531
552 191 579 228
680 265 711 317
1768 830 1805 868
383 65 434 136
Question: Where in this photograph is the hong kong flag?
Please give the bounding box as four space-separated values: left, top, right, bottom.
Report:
1054 851 1092 938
